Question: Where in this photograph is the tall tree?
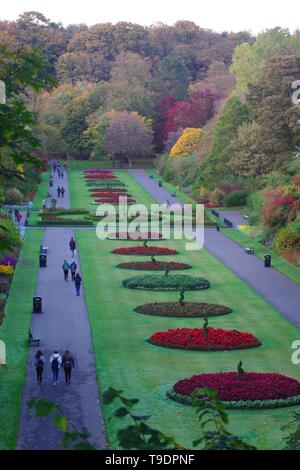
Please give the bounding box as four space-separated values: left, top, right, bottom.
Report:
103 111 153 166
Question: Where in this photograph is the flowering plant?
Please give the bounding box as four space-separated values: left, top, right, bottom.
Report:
0 256 17 267
168 372 300 409
134 302 232 317
94 198 136 204
0 265 14 275
112 246 178 256
147 327 261 351
117 261 191 271
122 273 210 291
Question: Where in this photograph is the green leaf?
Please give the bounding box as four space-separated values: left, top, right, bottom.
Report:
102 387 123 404
54 414 67 433
113 407 129 418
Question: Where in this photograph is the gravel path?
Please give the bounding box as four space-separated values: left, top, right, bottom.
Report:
130 170 300 329
17 166 106 450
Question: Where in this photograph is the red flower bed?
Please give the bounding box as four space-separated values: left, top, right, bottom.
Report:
94 198 136 204
84 169 113 173
117 261 191 271
170 372 300 403
90 192 132 198
108 232 164 240
88 187 126 193
112 246 178 255
84 174 117 179
148 327 260 351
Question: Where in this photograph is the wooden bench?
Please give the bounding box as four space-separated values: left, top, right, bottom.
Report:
29 330 40 347
245 245 254 255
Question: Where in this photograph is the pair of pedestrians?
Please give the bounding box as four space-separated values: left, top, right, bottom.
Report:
57 186 65 198
62 260 82 295
34 350 75 385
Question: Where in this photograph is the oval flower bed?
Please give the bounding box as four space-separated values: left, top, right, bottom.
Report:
84 169 113 173
88 187 127 193
94 198 136 204
134 301 232 317
112 246 178 256
147 327 261 351
90 192 132 198
122 274 210 291
108 232 164 240
85 174 117 179
167 372 300 409
117 261 191 271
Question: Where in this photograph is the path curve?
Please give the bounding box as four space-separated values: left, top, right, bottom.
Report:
130 169 300 329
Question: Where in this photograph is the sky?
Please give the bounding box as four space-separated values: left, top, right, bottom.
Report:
1 0 299 34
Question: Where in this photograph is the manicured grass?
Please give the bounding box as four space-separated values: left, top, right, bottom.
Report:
69 170 157 212
31 172 49 210
224 229 300 285
0 229 43 449
68 160 111 170
77 232 300 450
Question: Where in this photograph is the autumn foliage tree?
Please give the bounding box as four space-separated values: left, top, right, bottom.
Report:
103 111 153 166
170 128 204 158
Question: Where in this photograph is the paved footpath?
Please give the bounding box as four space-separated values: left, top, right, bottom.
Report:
130 170 300 329
17 167 106 449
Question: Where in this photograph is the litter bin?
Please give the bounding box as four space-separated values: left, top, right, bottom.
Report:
158 180 162 187
39 254 47 268
264 254 272 268
33 296 42 314
49 179 53 187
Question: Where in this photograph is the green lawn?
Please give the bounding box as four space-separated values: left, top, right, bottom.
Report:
68 160 111 171
69 170 157 211
0 229 43 449
77 233 300 450
224 229 300 285
31 171 49 210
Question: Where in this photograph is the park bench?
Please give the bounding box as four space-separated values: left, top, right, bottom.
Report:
245 245 254 255
29 329 40 347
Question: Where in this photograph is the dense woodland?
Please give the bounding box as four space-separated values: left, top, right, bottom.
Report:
1 11 300 264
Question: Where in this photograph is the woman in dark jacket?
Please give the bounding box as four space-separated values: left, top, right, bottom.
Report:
62 350 75 385
74 273 82 296
34 350 45 384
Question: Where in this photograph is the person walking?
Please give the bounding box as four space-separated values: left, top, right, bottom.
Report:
50 351 62 386
14 208 19 221
61 186 65 198
57 186 61 198
17 212 22 224
62 350 75 385
69 237 76 257
61 171 64 179
75 273 82 296
62 259 70 281
34 350 45 384
70 259 77 282
42 198 46 209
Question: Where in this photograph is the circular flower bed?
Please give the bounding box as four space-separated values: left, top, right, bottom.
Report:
117 261 191 271
90 192 131 197
108 232 164 240
85 174 117 179
167 372 300 409
88 187 127 193
112 246 178 256
94 198 136 204
134 301 232 317
84 169 113 173
122 274 210 291
147 327 261 351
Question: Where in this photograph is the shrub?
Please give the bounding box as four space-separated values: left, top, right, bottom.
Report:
0 265 14 275
134 301 232 317
4 188 24 205
116 261 191 271
122 274 211 291
274 224 300 255
224 191 248 207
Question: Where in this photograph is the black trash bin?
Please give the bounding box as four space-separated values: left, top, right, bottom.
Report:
158 180 162 187
33 296 42 314
39 254 47 268
264 254 272 268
